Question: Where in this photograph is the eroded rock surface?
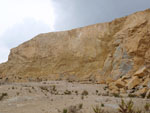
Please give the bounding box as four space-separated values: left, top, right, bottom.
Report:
0 9 150 84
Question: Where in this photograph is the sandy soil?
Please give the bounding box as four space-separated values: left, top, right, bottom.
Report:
0 81 150 113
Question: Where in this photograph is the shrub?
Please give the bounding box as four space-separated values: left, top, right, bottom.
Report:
81 95 84 100
63 109 68 113
144 103 150 111
93 105 104 113
12 86 15 89
118 99 142 113
118 99 134 113
75 90 78 95
52 85 56 92
64 90 71 95
0 93 8 101
96 90 99 95
101 103 104 107
79 103 83 109
40 86 49 92
113 93 120 97
16 92 20 96
81 90 88 96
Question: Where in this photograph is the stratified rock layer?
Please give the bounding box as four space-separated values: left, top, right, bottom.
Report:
0 9 150 83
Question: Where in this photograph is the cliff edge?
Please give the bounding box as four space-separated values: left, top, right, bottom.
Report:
0 9 150 84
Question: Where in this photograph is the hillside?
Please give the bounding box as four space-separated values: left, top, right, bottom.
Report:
0 9 150 85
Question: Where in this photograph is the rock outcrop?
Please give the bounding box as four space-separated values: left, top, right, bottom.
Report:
0 9 150 86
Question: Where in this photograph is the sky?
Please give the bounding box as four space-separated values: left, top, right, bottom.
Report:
0 0 150 63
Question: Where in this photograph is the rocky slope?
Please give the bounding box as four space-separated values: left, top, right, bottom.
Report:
0 9 150 89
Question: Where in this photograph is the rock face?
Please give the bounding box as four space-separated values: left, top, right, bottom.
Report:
126 76 141 90
0 9 150 83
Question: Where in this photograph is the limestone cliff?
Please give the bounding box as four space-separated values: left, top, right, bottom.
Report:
0 9 150 82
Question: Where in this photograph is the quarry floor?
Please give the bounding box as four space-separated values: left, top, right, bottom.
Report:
0 81 150 113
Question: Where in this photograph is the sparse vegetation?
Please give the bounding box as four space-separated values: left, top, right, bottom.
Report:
49 85 58 95
93 105 105 113
101 103 104 107
1 81 150 113
96 90 99 95
81 95 84 100
128 94 136 98
103 86 108 90
75 90 78 95
91 99 147 113
64 90 71 95
81 90 88 96
118 99 134 113
144 103 150 111
52 85 56 92
101 91 109 96
61 97 150 113
16 92 20 96
28 89 32 93
141 93 146 98
0 93 8 101
40 86 49 92
118 99 142 113
79 103 83 109
147 92 150 99
63 109 68 113
62 104 82 113
113 93 120 97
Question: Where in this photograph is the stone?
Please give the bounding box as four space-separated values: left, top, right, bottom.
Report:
126 76 141 90
105 77 115 84
98 80 106 84
134 66 147 77
142 78 150 88
135 87 148 97
121 75 131 80
115 79 126 88
120 88 126 94
110 89 119 95
145 89 150 99
127 89 135 94
109 85 119 91
109 82 119 91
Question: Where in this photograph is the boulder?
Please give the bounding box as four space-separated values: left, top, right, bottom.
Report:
105 77 115 85
134 66 147 78
121 75 131 80
135 87 148 97
115 79 126 88
145 89 150 99
120 88 126 94
142 78 150 88
110 89 119 95
126 76 141 90
109 82 119 91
